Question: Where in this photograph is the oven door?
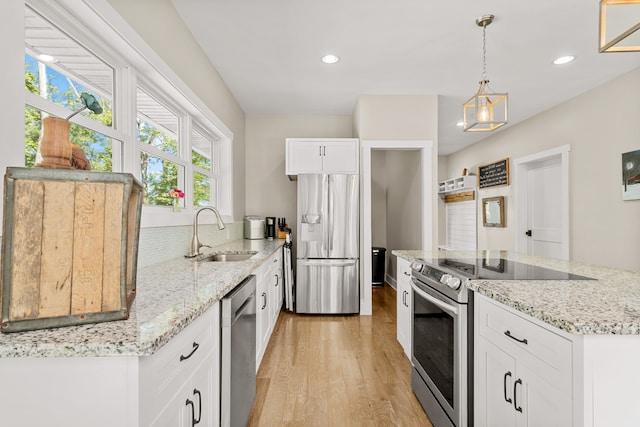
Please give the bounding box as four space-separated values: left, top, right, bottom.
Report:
411 278 467 426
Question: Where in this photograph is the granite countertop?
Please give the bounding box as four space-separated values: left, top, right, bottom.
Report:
393 250 640 335
0 239 284 358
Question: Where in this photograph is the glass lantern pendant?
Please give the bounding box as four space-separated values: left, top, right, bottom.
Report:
599 0 640 53
463 15 508 132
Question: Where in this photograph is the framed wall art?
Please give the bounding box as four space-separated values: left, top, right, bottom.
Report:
622 149 640 201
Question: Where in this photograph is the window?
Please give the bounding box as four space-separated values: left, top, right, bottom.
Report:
21 3 233 223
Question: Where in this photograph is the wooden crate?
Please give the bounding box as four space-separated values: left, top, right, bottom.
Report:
0 167 143 333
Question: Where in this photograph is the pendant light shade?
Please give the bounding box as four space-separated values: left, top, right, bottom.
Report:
599 0 640 52
463 15 508 132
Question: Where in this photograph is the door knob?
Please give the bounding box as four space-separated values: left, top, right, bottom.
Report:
525 230 532 237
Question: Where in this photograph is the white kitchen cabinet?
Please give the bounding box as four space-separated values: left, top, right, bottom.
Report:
0 303 220 427
396 257 412 358
475 294 572 427
256 248 284 370
285 138 359 176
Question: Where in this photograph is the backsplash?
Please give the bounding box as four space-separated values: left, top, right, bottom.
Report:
137 221 244 268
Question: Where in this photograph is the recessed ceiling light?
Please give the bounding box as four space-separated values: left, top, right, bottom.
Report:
321 54 339 64
38 53 55 62
456 121 464 127
553 55 575 65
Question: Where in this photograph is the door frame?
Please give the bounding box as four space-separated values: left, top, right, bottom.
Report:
361 140 434 315
513 144 571 259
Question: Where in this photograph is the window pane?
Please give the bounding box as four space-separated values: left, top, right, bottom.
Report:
192 128 212 171
141 152 184 206
25 7 113 126
193 171 211 208
24 105 113 171
137 89 179 156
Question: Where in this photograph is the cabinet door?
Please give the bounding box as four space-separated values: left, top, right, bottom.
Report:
322 140 359 173
286 139 323 174
475 337 517 427
269 251 283 326
255 263 270 369
396 258 412 358
150 381 190 427
188 351 218 427
515 363 572 427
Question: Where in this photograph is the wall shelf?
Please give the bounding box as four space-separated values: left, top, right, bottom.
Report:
438 175 477 194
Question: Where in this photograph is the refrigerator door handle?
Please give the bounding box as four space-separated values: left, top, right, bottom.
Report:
298 260 357 268
328 177 333 252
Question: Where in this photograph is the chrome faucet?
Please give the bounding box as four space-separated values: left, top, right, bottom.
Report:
186 206 226 258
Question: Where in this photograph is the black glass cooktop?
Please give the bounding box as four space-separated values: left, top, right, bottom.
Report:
436 257 594 281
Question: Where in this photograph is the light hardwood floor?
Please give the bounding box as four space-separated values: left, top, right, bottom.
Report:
247 285 434 427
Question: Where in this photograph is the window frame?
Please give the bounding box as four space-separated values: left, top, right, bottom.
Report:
22 0 234 227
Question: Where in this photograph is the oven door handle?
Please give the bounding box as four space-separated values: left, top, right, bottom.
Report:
411 280 459 316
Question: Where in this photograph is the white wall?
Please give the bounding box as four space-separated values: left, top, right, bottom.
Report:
107 0 247 220
371 150 388 249
244 114 353 244
354 94 439 278
446 67 640 272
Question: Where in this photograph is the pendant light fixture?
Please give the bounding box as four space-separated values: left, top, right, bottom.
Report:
599 0 640 52
463 14 508 132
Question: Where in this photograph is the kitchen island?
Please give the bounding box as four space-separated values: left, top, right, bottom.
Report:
0 238 284 427
394 250 640 427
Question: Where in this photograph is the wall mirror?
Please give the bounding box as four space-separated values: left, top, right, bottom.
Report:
482 196 505 227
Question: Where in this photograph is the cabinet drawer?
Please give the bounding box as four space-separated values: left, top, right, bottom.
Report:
140 304 219 423
476 296 571 374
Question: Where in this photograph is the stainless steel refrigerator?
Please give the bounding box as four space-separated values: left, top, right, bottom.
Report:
296 174 359 314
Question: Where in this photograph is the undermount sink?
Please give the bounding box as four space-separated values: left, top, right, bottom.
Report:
203 252 257 262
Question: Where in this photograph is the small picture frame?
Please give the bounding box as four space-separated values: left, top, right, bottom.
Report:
482 196 505 227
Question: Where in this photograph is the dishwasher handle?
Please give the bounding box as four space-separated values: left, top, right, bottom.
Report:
221 275 256 327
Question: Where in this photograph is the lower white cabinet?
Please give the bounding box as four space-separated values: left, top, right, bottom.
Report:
475 294 572 427
256 247 284 370
396 257 412 358
0 303 221 427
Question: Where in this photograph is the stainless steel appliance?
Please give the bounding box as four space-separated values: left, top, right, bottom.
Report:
244 216 265 240
296 174 359 314
221 275 256 427
410 254 593 427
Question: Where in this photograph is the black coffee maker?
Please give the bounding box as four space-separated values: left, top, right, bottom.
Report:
265 217 276 240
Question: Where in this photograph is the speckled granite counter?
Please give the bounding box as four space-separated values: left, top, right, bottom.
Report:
393 250 640 335
0 239 284 358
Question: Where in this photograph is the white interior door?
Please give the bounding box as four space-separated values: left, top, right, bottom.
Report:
526 157 562 258
514 145 570 260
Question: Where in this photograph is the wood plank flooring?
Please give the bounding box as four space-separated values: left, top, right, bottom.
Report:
247 285 434 427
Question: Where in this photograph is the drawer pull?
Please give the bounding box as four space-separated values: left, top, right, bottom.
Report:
403 271 410 276
504 330 528 345
262 292 267 310
514 379 523 413
503 371 513 404
180 341 200 361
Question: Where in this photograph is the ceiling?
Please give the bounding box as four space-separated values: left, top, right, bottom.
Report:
171 0 640 155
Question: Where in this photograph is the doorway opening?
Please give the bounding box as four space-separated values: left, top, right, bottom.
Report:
361 140 434 315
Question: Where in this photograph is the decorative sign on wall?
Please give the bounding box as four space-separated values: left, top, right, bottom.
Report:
622 149 640 201
478 158 510 189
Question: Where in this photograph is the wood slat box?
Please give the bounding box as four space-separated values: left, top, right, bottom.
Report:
0 167 143 333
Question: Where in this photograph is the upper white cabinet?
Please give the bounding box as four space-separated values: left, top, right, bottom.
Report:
396 257 412 359
285 138 359 176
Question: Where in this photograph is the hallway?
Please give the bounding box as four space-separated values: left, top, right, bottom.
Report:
248 285 433 426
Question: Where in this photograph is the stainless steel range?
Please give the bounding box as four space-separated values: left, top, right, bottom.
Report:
410 254 593 427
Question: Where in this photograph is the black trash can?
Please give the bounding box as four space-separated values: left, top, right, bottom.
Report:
372 247 386 286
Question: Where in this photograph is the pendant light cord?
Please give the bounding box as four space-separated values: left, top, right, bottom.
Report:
481 23 488 82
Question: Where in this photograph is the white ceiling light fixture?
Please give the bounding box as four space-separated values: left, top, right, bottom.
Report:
463 14 508 132
321 54 340 64
553 55 576 65
38 53 55 62
599 0 640 52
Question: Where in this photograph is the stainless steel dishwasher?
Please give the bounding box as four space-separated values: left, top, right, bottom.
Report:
221 275 256 427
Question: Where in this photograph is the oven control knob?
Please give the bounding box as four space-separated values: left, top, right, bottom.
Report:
448 277 462 289
440 274 451 285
